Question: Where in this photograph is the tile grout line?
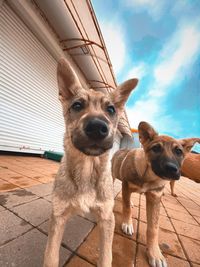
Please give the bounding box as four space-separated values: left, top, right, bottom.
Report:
164 188 200 226
161 198 193 267
62 225 97 266
175 184 200 209
166 184 200 209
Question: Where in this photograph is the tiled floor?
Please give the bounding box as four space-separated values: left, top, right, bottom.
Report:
0 155 200 267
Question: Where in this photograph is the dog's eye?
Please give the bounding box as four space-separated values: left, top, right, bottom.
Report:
151 144 162 153
71 101 84 112
174 147 183 156
106 105 116 115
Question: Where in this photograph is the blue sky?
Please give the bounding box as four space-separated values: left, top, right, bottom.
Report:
92 0 200 151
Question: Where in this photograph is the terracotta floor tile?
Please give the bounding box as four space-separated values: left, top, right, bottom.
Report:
164 202 187 212
159 216 174 232
114 200 138 219
164 254 190 267
78 226 136 267
112 234 136 267
172 219 200 240
130 194 140 207
167 208 198 226
115 191 122 201
114 212 138 241
113 199 122 214
138 222 186 259
178 199 200 211
162 195 180 205
0 168 21 179
34 175 55 184
135 244 149 267
188 208 200 217
115 192 140 207
4 176 40 188
194 216 200 225
65 256 94 266
139 208 173 231
140 198 146 208
114 180 122 197
139 208 146 222
0 179 20 192
179 235 200 264
159 206 168 216
136 244 190 267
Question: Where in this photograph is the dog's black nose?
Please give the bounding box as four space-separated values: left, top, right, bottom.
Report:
84 118 109 140
164 162 178 174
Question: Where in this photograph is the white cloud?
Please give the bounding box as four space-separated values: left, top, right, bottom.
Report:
127 21 200 130
154 25 200 89
127 98 159 129
126 62 147 80
125 0 165 20
100 20 126 75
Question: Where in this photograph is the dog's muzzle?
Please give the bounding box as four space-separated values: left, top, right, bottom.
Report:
84 118 109 140
72 117 113 156
163 162 180 180
152 160 181 180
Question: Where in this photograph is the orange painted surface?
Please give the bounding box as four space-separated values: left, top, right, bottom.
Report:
182 153 200 183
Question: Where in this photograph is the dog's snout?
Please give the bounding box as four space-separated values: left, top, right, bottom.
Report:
164 162 178 174
84 118 109 140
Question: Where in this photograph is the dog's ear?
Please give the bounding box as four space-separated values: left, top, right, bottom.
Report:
113 79 138 109
179 138 200 153
57 58 83 101
138 121 158 145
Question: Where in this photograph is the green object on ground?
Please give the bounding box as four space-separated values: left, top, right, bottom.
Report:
44 151 63 162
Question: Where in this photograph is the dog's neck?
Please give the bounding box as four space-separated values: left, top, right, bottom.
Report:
64 138 111 187
134 148 166 183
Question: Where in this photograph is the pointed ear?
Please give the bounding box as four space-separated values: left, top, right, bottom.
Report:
179 138 200 153
57 58 83 101
113 79 138 108
138 121 158 145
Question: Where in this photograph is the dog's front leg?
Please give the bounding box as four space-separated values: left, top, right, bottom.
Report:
97 204 115 267
121 180 134 235
43 211 70 267
146 191 167 267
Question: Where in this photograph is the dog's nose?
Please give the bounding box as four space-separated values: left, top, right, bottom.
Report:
164 162 178 174
84 118 109 140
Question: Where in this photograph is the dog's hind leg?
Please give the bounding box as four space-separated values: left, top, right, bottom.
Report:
146 191 167 267
170 180 177 197
121 180 134 235
43 209 71 267
96 203 115 267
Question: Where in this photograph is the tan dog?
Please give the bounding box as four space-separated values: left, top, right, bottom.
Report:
112 121 200 267
43 58 138 267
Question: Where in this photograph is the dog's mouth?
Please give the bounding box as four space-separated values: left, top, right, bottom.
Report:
157 171 181 181
79 144 112 156
72 137 114 156
151 161 181 181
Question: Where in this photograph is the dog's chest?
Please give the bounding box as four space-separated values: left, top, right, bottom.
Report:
127 171 167 194
70 190 97 214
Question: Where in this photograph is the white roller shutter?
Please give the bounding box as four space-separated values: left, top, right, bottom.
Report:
0 3 65 154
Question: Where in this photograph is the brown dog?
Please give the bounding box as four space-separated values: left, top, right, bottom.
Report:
112 121 200 267
43 58 138 267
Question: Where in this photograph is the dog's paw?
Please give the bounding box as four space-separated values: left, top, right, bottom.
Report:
147 247 167 267
121 222 134 235
172 193 178 197
148 257 167 267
